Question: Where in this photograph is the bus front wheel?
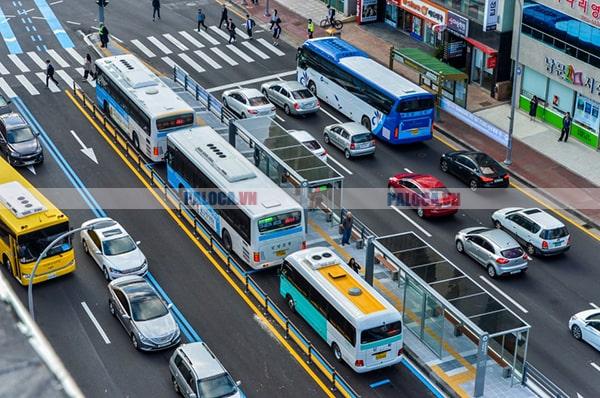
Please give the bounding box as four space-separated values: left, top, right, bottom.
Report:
222 229 232 253
332 342 342 362
308 81 317 96
3 256 11 274
361 115 371 131
286 295 296 313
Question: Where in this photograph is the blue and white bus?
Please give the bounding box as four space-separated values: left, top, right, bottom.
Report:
166 127 306 269
297 38 435 144
281 247 403 373
95 54 195 161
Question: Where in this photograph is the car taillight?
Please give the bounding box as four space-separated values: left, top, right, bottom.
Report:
153 147 159 156
542 241 549 249
503 174 509 179
294 103 300 110
523 254 531 261
480 176 494 183
248 109 258 114
323 150 328 155
271 107 276 112
350 143 356 149
316 100 320 107
355 360 364 367
567 235 572 245
253 252 260 262
496 258 509 264
394 127 399 138
398 348 403 356
371 140 376 146
301 241 307 249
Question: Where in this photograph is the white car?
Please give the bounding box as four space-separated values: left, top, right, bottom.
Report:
491 207 571 256
222 88 276 119
80 218 148 280
288 129 327 162
569 309 600 351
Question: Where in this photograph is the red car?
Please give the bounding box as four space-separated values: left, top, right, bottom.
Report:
388 173 460 217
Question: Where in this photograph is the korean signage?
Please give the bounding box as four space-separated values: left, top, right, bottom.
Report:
483 0 498 31
397 0 447 25
447 11 469 37
357 0 378 24
550 0 600 28
545 56 600 98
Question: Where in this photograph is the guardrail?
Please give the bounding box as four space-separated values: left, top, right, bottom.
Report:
523 363 569 398
71 82 360 398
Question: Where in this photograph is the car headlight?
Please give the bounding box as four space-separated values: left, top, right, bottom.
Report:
138 333 151 343
9 151 21 158
142 259 148 268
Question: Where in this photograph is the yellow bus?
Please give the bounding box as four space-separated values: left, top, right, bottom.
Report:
0 157 76 285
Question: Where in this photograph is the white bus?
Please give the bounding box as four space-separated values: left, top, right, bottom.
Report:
166 126 306 269
95 54 195 161
280 247 404 372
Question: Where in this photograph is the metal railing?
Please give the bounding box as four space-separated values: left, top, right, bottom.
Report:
523 362 569 398
70 82 360 398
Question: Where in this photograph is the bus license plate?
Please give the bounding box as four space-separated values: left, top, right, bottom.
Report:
276 249 287 257
375 352 387 360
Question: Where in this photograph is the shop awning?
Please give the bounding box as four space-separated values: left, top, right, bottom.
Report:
391 47 468 80
465 37 497 55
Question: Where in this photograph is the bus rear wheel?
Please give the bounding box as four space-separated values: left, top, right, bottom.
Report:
132 132 140 151
308 81 317 96
332 342 342 362
286 295 296 313
361 115 371 131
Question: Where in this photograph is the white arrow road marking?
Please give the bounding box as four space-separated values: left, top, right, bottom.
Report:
27 166 36 175
70 130 98 164
81 302 111 344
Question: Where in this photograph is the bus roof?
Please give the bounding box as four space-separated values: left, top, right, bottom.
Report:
0 158 68 234
287 247 400 324
167 127 302 219
303 38 429 99
95 54 193 118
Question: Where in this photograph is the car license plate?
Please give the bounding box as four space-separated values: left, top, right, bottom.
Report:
47 272 57 280
511 270 521 275
276 249 287 257
494 178 503 183
553 240 563 247
375 352 387 360
411 128 419 135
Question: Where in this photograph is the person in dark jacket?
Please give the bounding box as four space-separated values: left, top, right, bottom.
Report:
99 24 109 48
219 5 228 29
227 18 236 44
340 211 353 246
529 95 538 122
45 60 59 87
559 112 572 142
197 9 208 32
152 0 161 21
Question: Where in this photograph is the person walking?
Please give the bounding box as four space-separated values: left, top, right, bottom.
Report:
327 5 336 27
244 14 255 39
272 21 282 46
219 5 228 29
340 211 353 246
197 8 208 32
152 0 161 21
99 24 109 48
83 54 95 82
270 9 279 30
559 112 572 142
348 258 361 274
227 18 237 44
45 60 59 88
307 18 315 39
529 95 538 122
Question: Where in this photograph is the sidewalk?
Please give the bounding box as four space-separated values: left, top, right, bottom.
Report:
230 0 600 228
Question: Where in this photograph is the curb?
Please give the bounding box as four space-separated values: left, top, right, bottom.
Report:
405 346 459 398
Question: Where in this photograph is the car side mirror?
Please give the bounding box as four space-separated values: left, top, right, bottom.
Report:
236 380 242 387
167 303 173 310
33 130 40 136
122 314 130 320
94 250 101 255
189 394 197 398
135 241 141 246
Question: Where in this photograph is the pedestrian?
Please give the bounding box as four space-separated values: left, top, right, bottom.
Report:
327 4 336 26
348 258 361 274
99 24 109 48
152 0 161 21
270 9 279 30
307 18 315 39
83 54 95 82
245 14 255 39
272 21 282 46
252 0 258 4
45 60 58 88
227 18 237 44
529 95 538 122
340 211 353 246
559 112 572 142
197 9 208 32
219 5 228 29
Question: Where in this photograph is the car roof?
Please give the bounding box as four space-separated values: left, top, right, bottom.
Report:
406 174 446 189
179 343 227 379
478 229 520 248
278 81 307 91
338 122 369 135
288 129 315 142
0 112 28 129
92 219 129 241
119 279 156 300
235 88 263 98
519 208 564 228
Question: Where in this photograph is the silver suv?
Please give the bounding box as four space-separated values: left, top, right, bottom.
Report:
491 207 571 256
323 122 375 159
169 342 242 398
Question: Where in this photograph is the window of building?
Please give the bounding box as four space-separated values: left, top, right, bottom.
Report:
547 78 575 114
521 67 547 100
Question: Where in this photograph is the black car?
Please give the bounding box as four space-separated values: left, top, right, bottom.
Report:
0 112 43 166
440 151 508 191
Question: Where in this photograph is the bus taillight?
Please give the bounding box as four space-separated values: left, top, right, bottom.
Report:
355 359 364 367
301 241 307 249
394 127 399 138
253 252 261 262
398 348 403 356
153 147 159 156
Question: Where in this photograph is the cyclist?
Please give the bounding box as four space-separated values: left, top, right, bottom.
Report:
327 5 335 27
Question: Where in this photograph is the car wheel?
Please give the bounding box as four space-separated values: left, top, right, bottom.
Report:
344 149 351 159
82 239 89 254
222 229 232 253
308 81 317 96
440 160 449 173
131 334 140 350
469 179 478 192
3 256 11 274
571 325 582 340
261 89 268 97
103 101 109 115
172 376 180 394
494 220 502 229
286 295 296 313
240 112 246 119
456 240 464 253
416 208 425 218
332 342 342 362
361 115 372 131
324 134 330 144
103 266 110 281
284 104 291 115
222 97 228 108
526 243 536 256
487 265 497 278
108 299 116 316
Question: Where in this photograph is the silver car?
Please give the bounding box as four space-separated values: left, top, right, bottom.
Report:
108 276 180 351
288 129 327 162
455 227 530 278
222 88 276 119
260 80 319 116
170 342 242 398
323 122 375 159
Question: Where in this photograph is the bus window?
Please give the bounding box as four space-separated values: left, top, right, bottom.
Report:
361 321 402 344
397 98 434 113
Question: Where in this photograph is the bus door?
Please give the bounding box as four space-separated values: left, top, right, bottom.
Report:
9 236 19 279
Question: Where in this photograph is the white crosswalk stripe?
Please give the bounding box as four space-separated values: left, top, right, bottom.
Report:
257 38 285 56
0 62 9 75
162 56 176 69
36 72 61 93
16 75 39 95
198 28 219 45
193 50 221 70
226 44 254 63
163 33 189 51
131 39 156 58
47 49 69 68
209 25 232 42
27 51 47 69
178 53 206 73
9 54 30 73
56 69 74 89
236 28 249 40
0 78 16 97
178 31 204 48
66 48 85 65
210 47 238 66
75 68 96 87
148 36 173 54
242 41 269 59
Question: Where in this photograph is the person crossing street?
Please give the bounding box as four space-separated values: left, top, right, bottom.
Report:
245 14 255 39
219 5 228 29
197 9 208 32
227 18 237 44
152 0 161 21
45 60 59 88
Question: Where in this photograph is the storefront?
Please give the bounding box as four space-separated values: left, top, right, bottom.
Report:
385 0 447 47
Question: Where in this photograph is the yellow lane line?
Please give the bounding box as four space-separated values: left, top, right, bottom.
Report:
65 90 335 398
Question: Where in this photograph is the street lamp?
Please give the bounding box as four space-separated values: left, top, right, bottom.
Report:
505 0 523 166
28 223 101 321
265 0 271 17
96 0 109 25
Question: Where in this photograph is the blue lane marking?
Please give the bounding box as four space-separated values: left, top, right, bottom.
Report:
402 358 445 398
0 5 23 54
33 0 74 48
369 379 391 389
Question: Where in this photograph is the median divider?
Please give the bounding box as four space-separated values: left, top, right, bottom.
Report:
70 82 360 398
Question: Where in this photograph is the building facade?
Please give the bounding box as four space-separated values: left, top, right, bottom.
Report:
514 0 600 148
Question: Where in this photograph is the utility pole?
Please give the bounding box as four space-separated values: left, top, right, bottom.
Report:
265 0 271 17
505 0 523 166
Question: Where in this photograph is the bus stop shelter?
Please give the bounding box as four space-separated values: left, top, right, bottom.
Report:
366 232 530 397
389 47 469 108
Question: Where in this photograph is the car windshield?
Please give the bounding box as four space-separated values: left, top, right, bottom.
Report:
423 188 450 201
131 296 168 322
248 96 269 106
291 89 313 99
540 227 569 239
7 127 35 144
103 236 137 256
361 321 402 344
473 154 503 175
17 222 71 264
303 140 322 150
351 133 372 143
197 373 238 398
501 247 524 258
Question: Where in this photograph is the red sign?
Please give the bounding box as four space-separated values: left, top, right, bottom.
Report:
486 55 497 69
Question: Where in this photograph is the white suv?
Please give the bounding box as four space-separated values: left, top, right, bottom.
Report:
491 208 571 256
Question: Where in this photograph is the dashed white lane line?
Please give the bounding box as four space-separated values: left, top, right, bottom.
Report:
590 302 599 309
147 35 173 55
274 114 285 122
241 41 269 60
591 362 600 373
178 31 204 48
318 106 343 124
326 154 353 175
404 168 413 173
390 205 433 238
478 276 529 313
131 39 156 58
226 44 254 63
81 302 111 344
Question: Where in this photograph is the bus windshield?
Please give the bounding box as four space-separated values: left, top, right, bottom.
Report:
258 211 301 234
361 321 402 344
17 222 71 264
156 113 194 131
397 97 434 113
